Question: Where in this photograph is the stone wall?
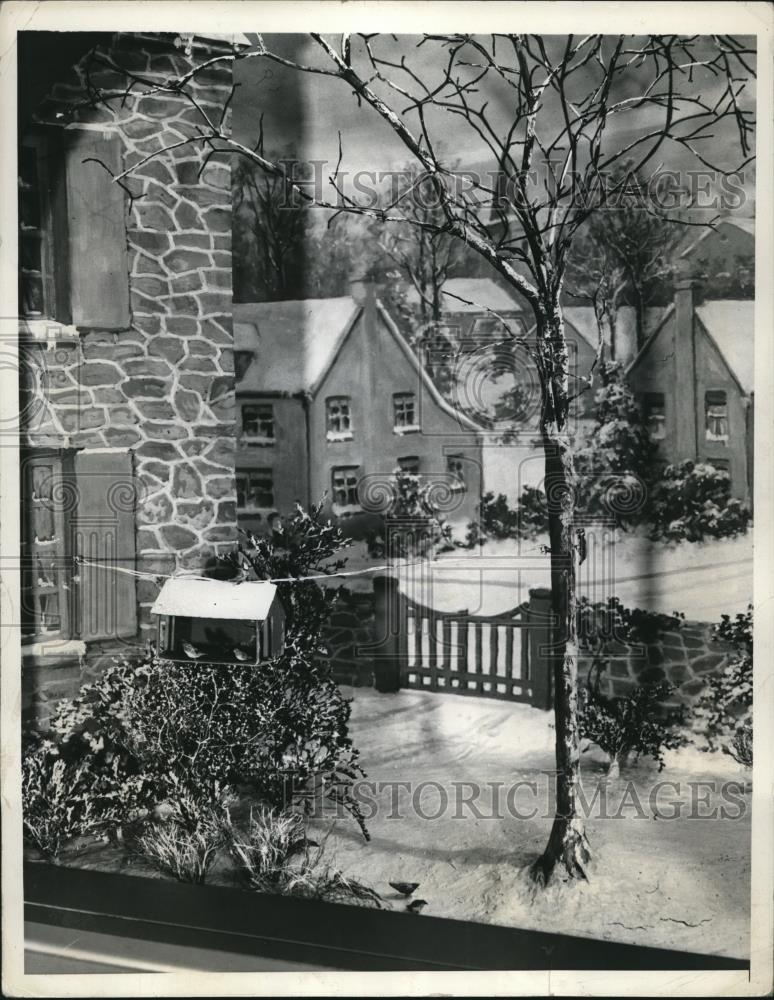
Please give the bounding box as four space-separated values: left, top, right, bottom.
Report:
585 619 735 711
324 587 378 688
25 32 240 637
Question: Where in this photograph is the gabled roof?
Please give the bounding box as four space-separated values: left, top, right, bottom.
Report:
406 277 522 315
679 217 755 259
151 579 278 620
696 300 755 394
626 299 754 397
234 295 482 433
235 298 360 394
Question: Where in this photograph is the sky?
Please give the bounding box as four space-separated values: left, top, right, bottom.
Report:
232 34 757 220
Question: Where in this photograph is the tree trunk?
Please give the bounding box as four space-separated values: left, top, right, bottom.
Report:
530 306 592 886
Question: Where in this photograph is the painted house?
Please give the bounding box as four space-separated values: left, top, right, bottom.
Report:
234 288 485 533
677 217 755 297
408 277 527 351
18 32 245 723
626 281 753 500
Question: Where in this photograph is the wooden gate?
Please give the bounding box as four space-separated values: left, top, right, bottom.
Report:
402 598 533 702
371 577 554 709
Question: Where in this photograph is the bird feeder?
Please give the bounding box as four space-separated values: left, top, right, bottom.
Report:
150 578 285 665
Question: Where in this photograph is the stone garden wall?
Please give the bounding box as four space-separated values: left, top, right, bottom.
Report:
586 620 735 711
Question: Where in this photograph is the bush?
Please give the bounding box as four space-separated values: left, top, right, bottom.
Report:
648 461 751 542
223 805 382 907
22 735 102 860
696 606 753 765
133 792 226 884
25 502 370 850
579 681 686 774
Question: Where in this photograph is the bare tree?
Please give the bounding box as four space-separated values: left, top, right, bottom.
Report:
375 162 463 327
566 166 686 352
233 152 311 301
81 32 755 884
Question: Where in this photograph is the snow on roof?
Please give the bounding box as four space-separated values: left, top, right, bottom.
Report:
151 579 278 620
696 300 755 394
555 306 641 349
234 298 360 394
406 278 522 315
679 218 755 258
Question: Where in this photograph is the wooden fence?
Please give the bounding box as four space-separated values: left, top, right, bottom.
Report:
371 576 554 709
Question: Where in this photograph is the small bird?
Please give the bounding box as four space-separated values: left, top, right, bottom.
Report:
233 646 252 662
389 881 420 897
406 899 428 914
181 640 205 661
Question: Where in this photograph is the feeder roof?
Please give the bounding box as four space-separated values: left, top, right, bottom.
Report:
151 578 278 621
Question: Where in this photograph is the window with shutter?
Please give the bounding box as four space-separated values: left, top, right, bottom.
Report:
73 450 137 642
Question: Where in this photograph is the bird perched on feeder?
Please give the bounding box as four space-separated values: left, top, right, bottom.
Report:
181 641 206 661
389 881 420 897
406 899 429 914
233 646 253 662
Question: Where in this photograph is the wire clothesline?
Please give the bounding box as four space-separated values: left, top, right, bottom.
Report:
73 555 408 585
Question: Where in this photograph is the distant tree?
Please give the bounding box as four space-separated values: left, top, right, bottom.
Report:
233 152 311 301
374 163 464 328
566 167 684 353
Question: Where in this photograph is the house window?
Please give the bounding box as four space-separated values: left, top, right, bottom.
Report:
705 390 729 441
234 350 252 380
397 456 420 475
643 393 666 441
447 454 466 491
241 403 274 445
393 392 418 433
237 469 275 509
709 459 730 474
19 139 56 319
21 452 70 640
332 466 360 508
326 397 353 440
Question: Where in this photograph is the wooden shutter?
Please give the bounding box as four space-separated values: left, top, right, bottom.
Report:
74 450 137 642
64 130 130 329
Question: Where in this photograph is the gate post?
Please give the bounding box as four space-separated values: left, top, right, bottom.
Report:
373 575 405 693
528 587 554 710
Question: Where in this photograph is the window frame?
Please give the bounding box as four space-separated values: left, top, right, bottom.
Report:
236 468 275 511
326 396 354 441
705 389 729 442
20 449 72 643
240 402 275 447
393 392 419 434
643 392 666 442
331 465 361 511
446 454 466 492
18 129 68 324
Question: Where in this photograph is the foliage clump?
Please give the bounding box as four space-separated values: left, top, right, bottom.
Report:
647 461 751 542
696 606 753 766
22 503 370 862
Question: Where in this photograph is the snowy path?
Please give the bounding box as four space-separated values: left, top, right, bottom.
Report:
314 687 750 960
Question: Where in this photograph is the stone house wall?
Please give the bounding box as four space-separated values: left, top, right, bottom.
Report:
21 33 241 720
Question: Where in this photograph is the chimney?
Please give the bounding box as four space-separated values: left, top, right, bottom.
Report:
673 279 698 461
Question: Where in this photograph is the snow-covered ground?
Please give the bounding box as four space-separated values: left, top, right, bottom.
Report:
312 686 751 959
